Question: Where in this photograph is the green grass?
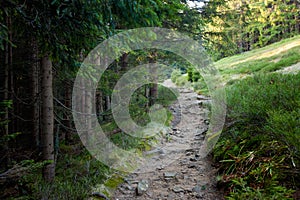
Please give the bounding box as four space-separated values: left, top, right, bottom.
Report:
215 35 300 70
214 72 300 199
219 46 300 82
169 35 300 199
172 35 300 95
215 36 300 83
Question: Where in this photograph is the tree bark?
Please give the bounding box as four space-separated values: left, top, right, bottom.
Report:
64 83 71 143
31 39 40 147
3 14 10 166
149 83 158 106
149 51 158 106
96 90 104 122
144 86 150 110
85 79 92 144
41 55 55 182
121 53 128 71
94 55 104 122
8 14 13 135
105 95 111 111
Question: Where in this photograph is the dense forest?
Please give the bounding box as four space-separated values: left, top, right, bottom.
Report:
0 0 299 199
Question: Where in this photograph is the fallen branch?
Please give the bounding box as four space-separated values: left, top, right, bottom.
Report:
0 165 30 184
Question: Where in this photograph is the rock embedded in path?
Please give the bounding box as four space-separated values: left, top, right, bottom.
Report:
194 135 205 140
192 185 201 194
190 156 199 162
136 179 149 196
164 172 177 181
172 186 185 193
204 119 210 125
195 128 208 136
188 163 197 168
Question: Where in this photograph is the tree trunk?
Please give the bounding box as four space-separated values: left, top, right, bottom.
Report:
41 55 55 182
64 83 71 144
95 56 104 122
85 79 92 144
295 0 300 34
4 19 9 166
8 15 14 135
149 83 158 106
144 86 150 110
31 39 40 147
149 52 158 107
121 53 128 71
105 95 111 111
96 90 104 122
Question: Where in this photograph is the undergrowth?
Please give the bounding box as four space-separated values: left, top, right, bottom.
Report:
214 72 300 199
1 84 177 199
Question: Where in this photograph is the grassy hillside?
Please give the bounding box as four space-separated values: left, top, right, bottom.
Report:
171 35 300 199
214 38 300 199
215 35 300 84
215 73 300 199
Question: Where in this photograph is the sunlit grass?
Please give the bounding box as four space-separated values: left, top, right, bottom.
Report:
215 35 300 70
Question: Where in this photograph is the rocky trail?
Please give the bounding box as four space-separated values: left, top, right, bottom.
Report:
112 80 224 200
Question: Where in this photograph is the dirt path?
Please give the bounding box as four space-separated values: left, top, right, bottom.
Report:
275 62 300 74
112 80 224 200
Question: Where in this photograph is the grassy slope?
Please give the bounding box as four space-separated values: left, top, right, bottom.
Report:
211 36 300 199
171 35 300 95
214 35 300 84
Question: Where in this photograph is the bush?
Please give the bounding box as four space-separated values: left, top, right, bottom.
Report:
175 75 189 87
187 67 193 82
170 69 182 83
192 71 201 82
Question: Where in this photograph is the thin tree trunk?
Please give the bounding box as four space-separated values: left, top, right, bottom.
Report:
41 55 55 182
96 90 104 122
144 86 149 110
149 83 158 106
149 52 158 107
95 56 104 122
85 79 92 144
121 53 128 71
105 95 111 111
3 14 10 166
295 0 300 34
105 95 111 121
64 84 72 143
31 39 40 147
8 15 13 136
81 79 86 116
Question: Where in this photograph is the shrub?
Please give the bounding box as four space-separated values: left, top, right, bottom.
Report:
175 75 189 87
192 71 201 82
170 69 182 83
187 67 193 82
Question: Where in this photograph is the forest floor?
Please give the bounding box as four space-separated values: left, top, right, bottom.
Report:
112 80 224 200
